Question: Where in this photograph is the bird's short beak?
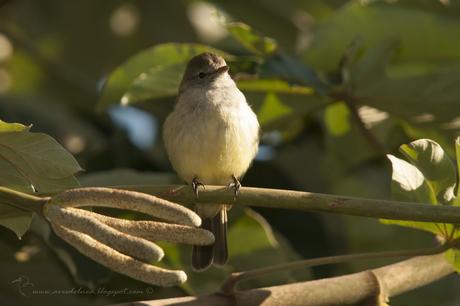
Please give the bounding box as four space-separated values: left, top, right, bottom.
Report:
215 65 229 74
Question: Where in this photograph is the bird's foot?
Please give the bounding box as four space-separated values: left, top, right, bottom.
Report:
227 175 241 200
191 176 205 199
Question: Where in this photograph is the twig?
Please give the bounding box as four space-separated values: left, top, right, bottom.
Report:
221 238 458 293
7 184 460 225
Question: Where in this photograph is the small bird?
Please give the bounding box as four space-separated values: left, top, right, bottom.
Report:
163 52 260 271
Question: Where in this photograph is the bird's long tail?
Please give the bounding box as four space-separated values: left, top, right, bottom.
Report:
192 208 228 271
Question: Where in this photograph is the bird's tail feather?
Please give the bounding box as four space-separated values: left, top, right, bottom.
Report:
192 209 228 271
212 208 228 266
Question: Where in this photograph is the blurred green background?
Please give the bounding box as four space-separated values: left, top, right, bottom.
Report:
1 0 459 305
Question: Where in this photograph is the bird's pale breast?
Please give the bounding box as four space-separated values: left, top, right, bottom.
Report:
164 84 259 186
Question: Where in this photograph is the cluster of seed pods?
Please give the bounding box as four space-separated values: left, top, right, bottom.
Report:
43 187 214 287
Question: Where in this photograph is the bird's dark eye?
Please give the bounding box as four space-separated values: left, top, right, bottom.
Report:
198 72 206 79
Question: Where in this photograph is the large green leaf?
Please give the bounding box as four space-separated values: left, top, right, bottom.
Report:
0 121 81 238
354 69 460 123
97 43 229 109
399 139 457 204
0 205 32 239
305 3 460 72
382 154 442 236
386 154 435 204
226 22 277 56
343 38 460 123
0 131 82 192
383 139 460 269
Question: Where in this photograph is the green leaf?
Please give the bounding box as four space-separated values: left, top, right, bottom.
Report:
0 120 30 132
386 154 435 204
240 77 331 131
324 102 351 136
0 131 82 192
444 248 460 273
348 38 399 88
98 43 229 109
382 139 460 239
399 139 457 204
354 68 460 123
382 154 442 235
257 93 292 127
345 38 460 124
237 79 314 95
121 63 185 105
0 205 32 239
227 22 277 56
305 3 460 72
0 122 81 238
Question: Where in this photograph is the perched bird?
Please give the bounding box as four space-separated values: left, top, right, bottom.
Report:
163 52 260 271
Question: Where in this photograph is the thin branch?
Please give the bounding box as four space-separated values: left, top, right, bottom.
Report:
7 183 460 226
103 184 460 224
221 238 458 294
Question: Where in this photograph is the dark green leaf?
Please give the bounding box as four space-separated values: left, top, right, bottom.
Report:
227 22 277 56
0 121 81 238
382 154 442 235
354 69 460 123
259 54 327 93
305 3 460 72
0 205 32 239
399 139 456 204
0 131 82 192
98 43 229 109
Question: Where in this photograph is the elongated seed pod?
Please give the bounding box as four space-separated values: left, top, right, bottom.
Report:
51 224 187 287
51 187 201 227
44 205 164 262
88 211 215 245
